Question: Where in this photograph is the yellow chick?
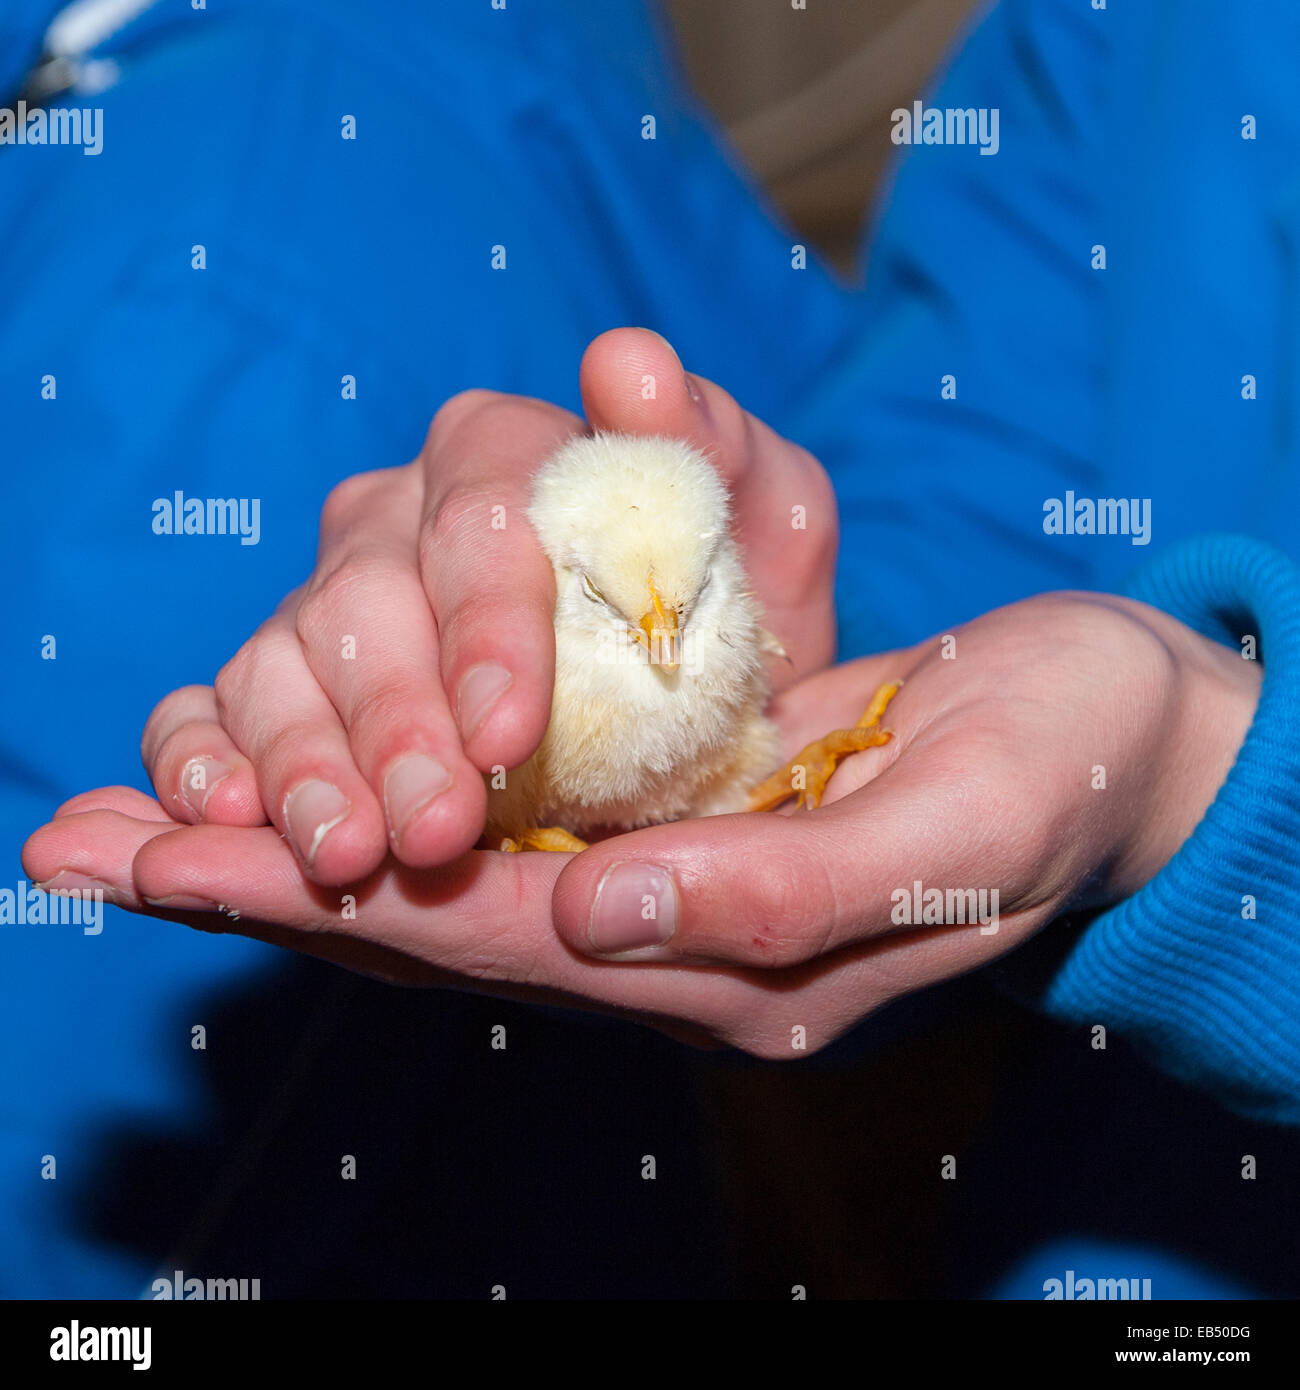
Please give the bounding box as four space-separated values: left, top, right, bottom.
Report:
486 432 898 851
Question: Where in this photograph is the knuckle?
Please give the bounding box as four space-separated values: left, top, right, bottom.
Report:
425 391 574 464
293 584 335 650
424 389 503 452
294 555 385 648
319 471 380 532
422 487 500 565
212 649 252 717
734 858 832 968
345 676 420 745
213 625 296 714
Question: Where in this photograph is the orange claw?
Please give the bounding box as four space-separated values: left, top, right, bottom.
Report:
747 681 902 812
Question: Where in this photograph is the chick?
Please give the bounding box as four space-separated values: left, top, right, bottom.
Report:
485 432 897 851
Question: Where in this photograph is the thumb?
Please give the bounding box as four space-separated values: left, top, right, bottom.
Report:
579 326 726 464
579 326 838 677
579 326 825 499
550 736 1009 967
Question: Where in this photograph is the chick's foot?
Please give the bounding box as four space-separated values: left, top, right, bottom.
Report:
747 681 902 812
494 826 590 853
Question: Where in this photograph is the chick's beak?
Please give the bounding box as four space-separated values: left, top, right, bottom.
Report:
636 578 681 671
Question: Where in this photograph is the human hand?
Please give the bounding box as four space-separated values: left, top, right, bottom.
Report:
138 327 839 886
544 590 1262 1001
22 591 1260 1055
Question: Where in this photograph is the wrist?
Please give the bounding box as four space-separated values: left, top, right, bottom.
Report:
1113 612 1261 901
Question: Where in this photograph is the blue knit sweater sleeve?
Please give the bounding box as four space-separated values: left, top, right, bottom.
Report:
1041 534 1300 1124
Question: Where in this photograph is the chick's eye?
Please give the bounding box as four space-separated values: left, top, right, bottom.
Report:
581 573 606 604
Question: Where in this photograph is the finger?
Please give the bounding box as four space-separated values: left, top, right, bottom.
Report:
140 684 265 825
550 718 1023 967
580 328 836 678
293 472 488 867
418 392 581 770
24 810 369 963
581 327 799 494
125 824 779 1031
23 808 962 1057
54 786 176 822
22 808 185 907
213 615 389 885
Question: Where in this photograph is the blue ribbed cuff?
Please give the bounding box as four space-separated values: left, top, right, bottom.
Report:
1043 535 1300 1124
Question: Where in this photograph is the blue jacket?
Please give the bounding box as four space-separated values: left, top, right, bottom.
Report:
0 0 1296 1296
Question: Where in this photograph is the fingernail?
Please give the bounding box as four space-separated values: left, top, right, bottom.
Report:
180 757 232 817
589 862 677 956
384 754 452 843
457 663 512 740
143 893 220 911
36 870 118 902
283 780 351 867
683 371 704 405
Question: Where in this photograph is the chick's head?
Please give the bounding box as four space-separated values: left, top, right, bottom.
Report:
528 432 736 672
